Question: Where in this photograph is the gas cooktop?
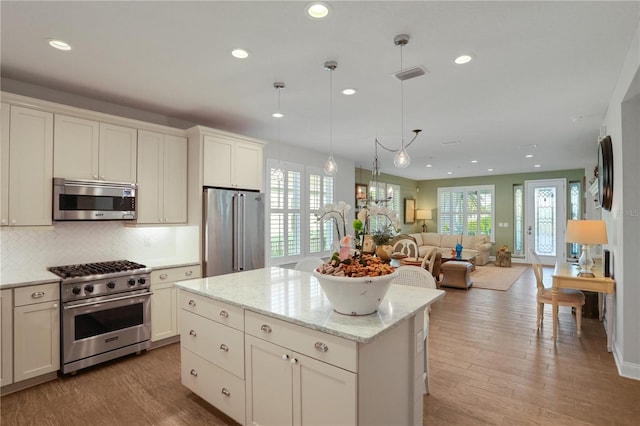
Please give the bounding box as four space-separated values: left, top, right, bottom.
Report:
48 260 148 279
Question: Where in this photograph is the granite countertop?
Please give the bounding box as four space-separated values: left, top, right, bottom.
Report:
175 267 445 343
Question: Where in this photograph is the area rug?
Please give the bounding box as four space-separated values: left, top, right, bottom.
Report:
470 264 528 291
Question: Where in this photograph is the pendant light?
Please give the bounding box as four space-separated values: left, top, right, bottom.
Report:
375 34 422 169
323 60 338 176
273 82 285 182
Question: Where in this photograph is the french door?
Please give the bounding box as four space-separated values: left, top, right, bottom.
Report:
525 179 566 265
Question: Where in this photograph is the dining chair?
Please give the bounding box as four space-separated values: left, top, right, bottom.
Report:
391 236 420 259
392 265 437 394
420 248 442 283
529 249 585 336
293 256 324 272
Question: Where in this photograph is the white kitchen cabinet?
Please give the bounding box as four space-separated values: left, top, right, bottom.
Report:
137 130 187 224
13 283 60 382
203 134 263 191
1 289 13 387
180 291 245 424
53 114 137 182
1 105 53 226
150 265 200 342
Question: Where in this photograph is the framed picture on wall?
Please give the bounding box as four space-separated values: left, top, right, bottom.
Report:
404 198 416 224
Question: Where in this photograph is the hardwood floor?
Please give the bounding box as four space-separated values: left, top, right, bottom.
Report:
1 266 638 425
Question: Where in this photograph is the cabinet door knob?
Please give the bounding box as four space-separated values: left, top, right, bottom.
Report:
52 303 58 309
290 358 298 365
159 273 168 280
281 354 290 360
189 329 197 337
185 270 193 276
190 369 198 377
260 324 272 333
188 299 196 307
221 388 231 397
31 291 45 299
314 342 329 353
219 343 229 352
219 310 229 318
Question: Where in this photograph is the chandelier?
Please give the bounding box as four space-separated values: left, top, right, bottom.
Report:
272 82 285 182
375 34 422 169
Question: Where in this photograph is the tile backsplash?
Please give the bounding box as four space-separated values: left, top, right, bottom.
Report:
1 222 199 272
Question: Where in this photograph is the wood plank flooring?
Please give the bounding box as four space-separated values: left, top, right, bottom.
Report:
1 266 639 425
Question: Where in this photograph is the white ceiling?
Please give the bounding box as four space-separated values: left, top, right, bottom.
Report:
2 1 639 180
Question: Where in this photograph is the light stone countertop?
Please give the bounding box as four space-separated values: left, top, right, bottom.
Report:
0 270 61 289
175 267 445 343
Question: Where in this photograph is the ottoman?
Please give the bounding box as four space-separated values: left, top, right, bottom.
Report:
441 260 473 289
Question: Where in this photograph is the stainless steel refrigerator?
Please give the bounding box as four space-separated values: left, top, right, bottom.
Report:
203 187 265 277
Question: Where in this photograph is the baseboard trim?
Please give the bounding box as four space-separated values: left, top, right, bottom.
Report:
0 371 58 396
613 342 640 380
150 335 180 349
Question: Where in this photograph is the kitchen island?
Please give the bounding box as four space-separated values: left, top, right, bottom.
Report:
176 267 444 426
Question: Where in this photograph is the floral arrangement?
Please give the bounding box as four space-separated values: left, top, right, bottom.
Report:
315 201 351 241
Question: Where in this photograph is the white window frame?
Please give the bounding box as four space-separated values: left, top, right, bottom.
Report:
307 166 335 257
437 185 495 241
367 181 401 232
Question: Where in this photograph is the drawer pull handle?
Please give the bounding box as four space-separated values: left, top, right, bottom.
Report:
219 310 229 318
188 300 196 307
260 324 272 334
189 330 197 337
31 291 45 299
221 388 231 397
219 344 229 352
185 270 193 276
314 342 329 353
159 273 168 280
190 369 198 377
281 354 289 360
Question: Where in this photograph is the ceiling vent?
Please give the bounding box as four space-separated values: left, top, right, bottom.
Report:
441 140 461 146
392 65 427 81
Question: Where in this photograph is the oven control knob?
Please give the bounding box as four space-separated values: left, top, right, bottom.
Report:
107 281 116 289
127 279 136 287
138 278 146 285
84 284 94 293
72 287 81 295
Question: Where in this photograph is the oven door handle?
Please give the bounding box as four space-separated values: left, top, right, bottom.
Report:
63 292 153 310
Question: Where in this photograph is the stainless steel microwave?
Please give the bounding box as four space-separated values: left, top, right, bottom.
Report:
53 178 137 221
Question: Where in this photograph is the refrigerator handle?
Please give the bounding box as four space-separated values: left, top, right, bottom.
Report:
238 193 245 271
232 194 239 271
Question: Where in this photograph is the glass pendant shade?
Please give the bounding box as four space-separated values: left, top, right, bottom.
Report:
324 154 338 176
393 146 411 168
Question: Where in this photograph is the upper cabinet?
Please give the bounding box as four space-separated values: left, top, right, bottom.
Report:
137 130 187 224
203 134 263 191
1 104 53 226
54 114 137 182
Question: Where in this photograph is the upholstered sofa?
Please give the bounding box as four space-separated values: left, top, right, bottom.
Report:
407 232 492 266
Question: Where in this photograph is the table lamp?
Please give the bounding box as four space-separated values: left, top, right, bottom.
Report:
415 209 432 232
565 220 608 277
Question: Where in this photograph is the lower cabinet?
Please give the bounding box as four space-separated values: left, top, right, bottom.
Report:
150 264 200 342
245 334 357 426
13 283 60 382
1 289 13 386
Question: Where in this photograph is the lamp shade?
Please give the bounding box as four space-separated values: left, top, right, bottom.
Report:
415 209 428 220
566 220 608 244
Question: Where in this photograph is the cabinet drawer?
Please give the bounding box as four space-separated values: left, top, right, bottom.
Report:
151 265 201 283
245 311 357 373
181 347 245 425
179 291 244 331
14 282 59 306
181 310 244 378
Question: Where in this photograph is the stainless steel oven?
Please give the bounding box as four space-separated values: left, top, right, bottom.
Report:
49 260 152 374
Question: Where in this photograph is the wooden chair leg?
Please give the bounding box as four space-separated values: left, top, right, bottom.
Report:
576 305 583 337
537 303 543 329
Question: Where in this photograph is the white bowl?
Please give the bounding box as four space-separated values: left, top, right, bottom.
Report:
312 269 398 316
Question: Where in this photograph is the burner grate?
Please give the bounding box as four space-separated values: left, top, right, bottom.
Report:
48 260 147 279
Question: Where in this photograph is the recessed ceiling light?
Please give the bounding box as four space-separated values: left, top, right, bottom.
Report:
272 112 284 118
525 154 534 158
447 171 453 175
306 2 330 19
488 168 494 172
471 160 478 163
454 54 473 65
342 88 357 95
534 164 541 168
231 49 249 59
47 39 71 51
425 164 432 168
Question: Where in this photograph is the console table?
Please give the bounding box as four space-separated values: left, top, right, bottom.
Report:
552 262 615 351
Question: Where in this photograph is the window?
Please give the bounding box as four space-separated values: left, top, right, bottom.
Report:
513 184 524 256
568 181 581 259
368 181 400 232
438 185 494 240
266 160 334 265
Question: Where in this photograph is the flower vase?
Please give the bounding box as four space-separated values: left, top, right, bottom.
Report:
376 244 393 261
455 243 463 259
